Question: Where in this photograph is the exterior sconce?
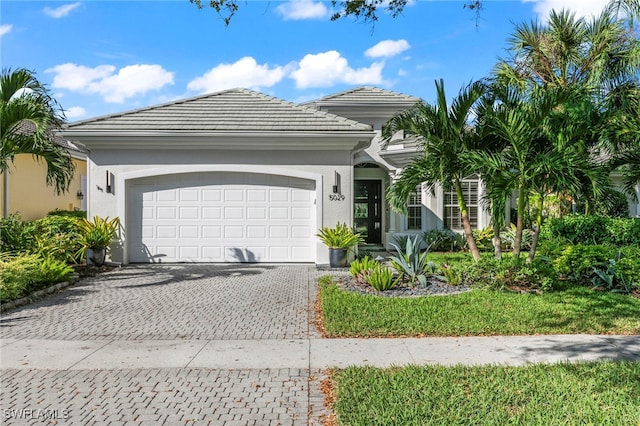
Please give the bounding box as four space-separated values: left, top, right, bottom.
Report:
333 171 341 194
77 190 84 200
106 170 113 194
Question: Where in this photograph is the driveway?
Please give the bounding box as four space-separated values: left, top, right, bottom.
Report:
0 264 320 341
0 264 330 425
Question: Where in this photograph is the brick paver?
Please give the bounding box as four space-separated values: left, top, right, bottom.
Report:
1 265 340 424
1 368 317 425
0 265 319 341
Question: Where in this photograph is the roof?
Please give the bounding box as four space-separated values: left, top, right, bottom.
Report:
16 121 88 155
65 88 372 133
304 86 420 107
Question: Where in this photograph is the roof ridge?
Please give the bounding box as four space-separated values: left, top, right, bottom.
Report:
308 86 420 104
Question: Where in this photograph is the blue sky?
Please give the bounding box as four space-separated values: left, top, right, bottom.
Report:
1 0 613 121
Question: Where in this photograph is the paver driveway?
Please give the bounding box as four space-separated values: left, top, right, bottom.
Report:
1 264 330 425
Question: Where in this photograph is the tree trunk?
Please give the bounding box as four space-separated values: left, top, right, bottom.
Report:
492 222 502 260
526 195 544 264
513 184 528 258
454 179 481 262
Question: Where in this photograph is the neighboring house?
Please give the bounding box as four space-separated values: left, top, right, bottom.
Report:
1 127 88 221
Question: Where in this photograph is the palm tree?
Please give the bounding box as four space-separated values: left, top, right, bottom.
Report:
495 7 639 91
1 68 74 194
384 79 485 262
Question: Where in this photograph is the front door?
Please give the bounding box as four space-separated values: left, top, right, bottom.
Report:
354 180 382 244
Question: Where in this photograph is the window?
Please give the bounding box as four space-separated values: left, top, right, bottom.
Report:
407 186 422 230
444 175 479 230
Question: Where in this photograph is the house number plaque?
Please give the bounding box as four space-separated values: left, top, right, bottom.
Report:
329 194 345 201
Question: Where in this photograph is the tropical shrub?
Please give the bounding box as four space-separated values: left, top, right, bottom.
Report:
390 234 436 287
0 253 73 301
464 256 559 292
440 263 463 286
591 247 640 294
48 209 87 219
0 214 36 253
541 215 640 247
553 244 617 283
471 227 494 252
422 228 465 252
33 215 83 263
349 256 378 285
501 223 533 251
365 263 398 291
592 189 630 218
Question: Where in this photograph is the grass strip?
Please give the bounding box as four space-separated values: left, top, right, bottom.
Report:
331 361 640 426
319 278 640 337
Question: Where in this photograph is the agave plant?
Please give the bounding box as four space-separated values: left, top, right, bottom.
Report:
389 234 436 287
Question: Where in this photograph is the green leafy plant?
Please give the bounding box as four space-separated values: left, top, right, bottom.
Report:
422 228 464 252
471 227 494 252
365 263 399 291
440 263 463 286
0 214 36 253
390 234 435 287
501 223 533 251
32 215 83 263
47 209 87 219
316 223 362 249
38 257 74 284
349 255 379 285
0 253 73 301
554 244 616 283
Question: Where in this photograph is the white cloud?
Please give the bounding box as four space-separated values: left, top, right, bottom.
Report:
187 57 288 93
524 0 611 20
46 63 174 103
290 50 384 89
277 0 330 20
365 39 410 58
65 106 87 119
0 24 12 37
43 2 82 18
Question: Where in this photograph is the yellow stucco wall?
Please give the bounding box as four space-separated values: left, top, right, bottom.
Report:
1 154 86 221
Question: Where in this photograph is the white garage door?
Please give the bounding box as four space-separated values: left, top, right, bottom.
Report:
127 172 316 263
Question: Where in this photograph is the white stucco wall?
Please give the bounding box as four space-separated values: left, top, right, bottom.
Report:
86 147 355 264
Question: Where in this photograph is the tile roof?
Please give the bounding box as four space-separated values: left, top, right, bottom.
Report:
305 86 420 106
16 121 88 154
66 88 372 132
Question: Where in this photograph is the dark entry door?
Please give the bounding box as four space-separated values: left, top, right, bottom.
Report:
354 180 382 244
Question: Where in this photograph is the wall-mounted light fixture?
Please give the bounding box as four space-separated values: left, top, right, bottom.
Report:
333 171 341 194
76 190 84 200
106 170 112 194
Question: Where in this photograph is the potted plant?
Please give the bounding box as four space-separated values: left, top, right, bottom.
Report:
76 216 120 266
316 222 362 267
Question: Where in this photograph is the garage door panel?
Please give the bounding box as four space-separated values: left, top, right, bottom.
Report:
128 173 316 263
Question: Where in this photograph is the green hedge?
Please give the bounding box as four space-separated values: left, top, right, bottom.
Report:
541 215 640 247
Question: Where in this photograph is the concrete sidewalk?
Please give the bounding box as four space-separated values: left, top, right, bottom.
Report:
2 334 638 371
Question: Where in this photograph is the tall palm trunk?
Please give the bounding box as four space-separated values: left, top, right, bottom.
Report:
526 194 544 264
513 181 528 258
454 178 481 262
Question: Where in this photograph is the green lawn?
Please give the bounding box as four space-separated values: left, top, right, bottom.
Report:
331 362 640 426
319 277 640 337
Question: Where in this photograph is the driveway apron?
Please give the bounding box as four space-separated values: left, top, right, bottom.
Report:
1 264 330 425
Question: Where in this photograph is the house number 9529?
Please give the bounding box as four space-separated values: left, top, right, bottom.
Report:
329 194 345 201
